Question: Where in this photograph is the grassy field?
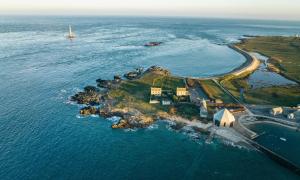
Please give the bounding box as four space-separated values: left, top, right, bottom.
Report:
199 79 236 103
108 71 200 119
221 75 300 106
220 36 300 106
236 36 300 82
153 76 185 92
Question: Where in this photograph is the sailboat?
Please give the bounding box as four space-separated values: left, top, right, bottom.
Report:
67 25 76 39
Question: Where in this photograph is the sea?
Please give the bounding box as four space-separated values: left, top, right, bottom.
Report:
1 16 300 180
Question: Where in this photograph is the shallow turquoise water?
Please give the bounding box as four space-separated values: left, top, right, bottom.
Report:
1 16 300 179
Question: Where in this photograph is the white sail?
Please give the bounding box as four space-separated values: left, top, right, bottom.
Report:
67 25 75 39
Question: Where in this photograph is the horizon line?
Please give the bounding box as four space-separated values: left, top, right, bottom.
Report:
1 14 300 22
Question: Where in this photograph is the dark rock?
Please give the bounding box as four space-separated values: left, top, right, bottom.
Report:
170 122 185 130
145 66 170 76
80 106 99 115
96 79 113 88
144 42 162 47
84 85 98 93
71 86 101 105
124 68 144 80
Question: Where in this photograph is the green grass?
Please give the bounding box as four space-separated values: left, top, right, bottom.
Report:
199 79 236 103
108 71 195 118
246 86 300 106
153 76 185 92
218 36 300 106
236 36 300 82
175 104 201 120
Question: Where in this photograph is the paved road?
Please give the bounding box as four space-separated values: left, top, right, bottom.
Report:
212 79 253 115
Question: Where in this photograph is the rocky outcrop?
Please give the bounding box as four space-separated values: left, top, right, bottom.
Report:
99 107 155 129
96 79 114 89
111 114 154 129
71 86 101 105
144 66 170 76
80 106 99 115
124 68 143 80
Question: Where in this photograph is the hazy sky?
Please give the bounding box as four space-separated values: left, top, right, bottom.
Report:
1 0 300 20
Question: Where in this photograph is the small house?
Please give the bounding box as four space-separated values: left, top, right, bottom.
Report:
162 99 171 106
270 107 283 116
149 100 160 104
151 87 162 96
215 99 223 104
213 109 235 127
176 88 188 96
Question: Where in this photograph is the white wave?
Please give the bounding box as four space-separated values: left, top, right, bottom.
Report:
60 89 67 93
106 116 121 123
90 114 99 118
146 124 159 130
124 128 138 132
76 114 86 119
64 99 77 105
113 45 144 51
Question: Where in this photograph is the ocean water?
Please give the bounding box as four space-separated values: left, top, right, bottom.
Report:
248 122 300 166
1 16 300 179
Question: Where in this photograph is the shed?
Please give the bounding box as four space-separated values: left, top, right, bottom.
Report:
270 107 283 116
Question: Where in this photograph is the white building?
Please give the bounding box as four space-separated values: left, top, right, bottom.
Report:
151 87 162 96
162 99 171 106
213 108 235 127
270 107 283 116
149 100 160 104
176 88 188 96
200 99 208 118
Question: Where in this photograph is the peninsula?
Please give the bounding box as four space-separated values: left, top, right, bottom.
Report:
71 36 300 137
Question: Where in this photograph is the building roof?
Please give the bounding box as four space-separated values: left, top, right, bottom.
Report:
151 87 162 93
176 87 187 91
272 107 283 110
213 108 235 123
176 87 188 96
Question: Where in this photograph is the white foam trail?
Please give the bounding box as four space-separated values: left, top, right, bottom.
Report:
146 124 159 130
76 114 86 119
106 116 121 123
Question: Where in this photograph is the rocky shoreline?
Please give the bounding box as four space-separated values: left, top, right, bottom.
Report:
70 66 250 145
71 66 188 129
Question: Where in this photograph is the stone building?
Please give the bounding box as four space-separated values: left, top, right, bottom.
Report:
151 87 162 96
176 88 188 96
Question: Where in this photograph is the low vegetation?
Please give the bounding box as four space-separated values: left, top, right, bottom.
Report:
236 36 300 83
108 70 200 119
199 79 236 103
220 36 300 106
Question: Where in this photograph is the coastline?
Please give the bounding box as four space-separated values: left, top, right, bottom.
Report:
199 44 261 80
